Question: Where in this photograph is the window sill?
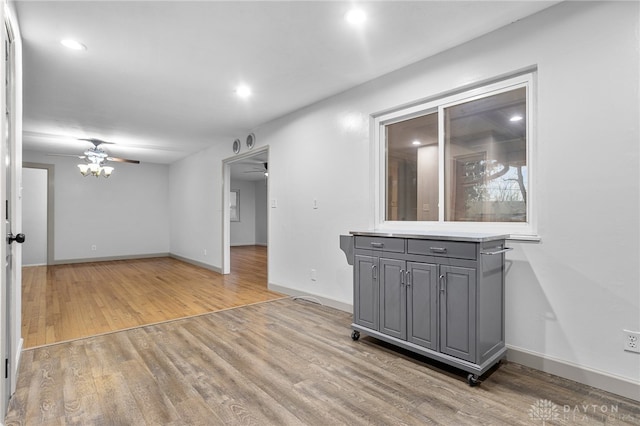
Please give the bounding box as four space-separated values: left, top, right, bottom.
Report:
506 234 541 243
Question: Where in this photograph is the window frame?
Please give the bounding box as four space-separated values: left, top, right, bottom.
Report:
372 73 538 240
230 189 240 222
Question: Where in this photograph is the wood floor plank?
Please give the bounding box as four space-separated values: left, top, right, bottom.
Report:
10 247 640 425
21 246 283 347
5 298 640 425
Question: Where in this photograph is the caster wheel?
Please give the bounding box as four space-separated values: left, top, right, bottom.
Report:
351 330 360 341
467 374 480 387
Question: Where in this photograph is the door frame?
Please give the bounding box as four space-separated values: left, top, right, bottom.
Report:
221 145 269 275
22 163 55 265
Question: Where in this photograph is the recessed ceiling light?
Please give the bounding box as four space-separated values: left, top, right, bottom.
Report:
509 115 523 122
60 39 87 51
236 85 252 99
345 8 366 26
412 140 421 146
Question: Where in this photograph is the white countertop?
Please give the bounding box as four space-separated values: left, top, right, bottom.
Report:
349 229 509 243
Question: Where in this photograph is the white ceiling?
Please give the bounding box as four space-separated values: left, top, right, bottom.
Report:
14 1 558 166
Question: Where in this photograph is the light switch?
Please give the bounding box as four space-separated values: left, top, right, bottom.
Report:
313 199 319 209
271 199 278 208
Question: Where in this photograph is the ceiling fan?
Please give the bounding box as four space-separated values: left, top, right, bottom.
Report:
49 138 140 178
243 162 268 177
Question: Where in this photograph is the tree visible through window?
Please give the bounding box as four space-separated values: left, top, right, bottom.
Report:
445 87 527 222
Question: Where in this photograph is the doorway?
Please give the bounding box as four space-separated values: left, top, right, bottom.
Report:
21 163 54 266
222 146 269 276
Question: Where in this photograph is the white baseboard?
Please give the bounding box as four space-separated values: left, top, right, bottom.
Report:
268 283 353 313
54 253 170 265
507 345 640 402
52 252 223 274
169 253 222 274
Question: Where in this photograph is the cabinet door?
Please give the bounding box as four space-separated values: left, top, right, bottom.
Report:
379 258 406 339
354 254 379 330
407 262 438 350
439 265 477 362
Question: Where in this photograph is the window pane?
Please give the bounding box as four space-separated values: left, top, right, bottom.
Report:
386 112 439 221
444 87 527 222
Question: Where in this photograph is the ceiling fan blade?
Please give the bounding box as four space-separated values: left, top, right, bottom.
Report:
47 153 86 159
107 156 140 164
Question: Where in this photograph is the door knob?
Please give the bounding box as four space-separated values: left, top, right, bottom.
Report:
7 233 25 244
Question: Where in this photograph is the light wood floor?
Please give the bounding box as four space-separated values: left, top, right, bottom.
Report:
21 245 283 348
5 298 639 425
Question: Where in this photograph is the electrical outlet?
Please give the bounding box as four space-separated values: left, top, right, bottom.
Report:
91 245 97 251
623 329 640 353
203 249 207 256
310 269 317 281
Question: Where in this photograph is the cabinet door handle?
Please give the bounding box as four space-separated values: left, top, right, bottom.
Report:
400 269 405 285
370 242 384 248
430 247 447 254
405 271 411 287
439 274 446 293
480 247 514 255
372 264 378 280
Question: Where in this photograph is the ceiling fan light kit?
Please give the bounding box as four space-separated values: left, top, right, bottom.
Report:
73 138 140 178
77 162 114 178
77 144 115 178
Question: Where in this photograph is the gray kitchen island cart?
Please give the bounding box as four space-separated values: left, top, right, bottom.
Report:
340 230 511 386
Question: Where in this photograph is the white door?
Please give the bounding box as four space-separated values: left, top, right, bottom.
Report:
1 20 20 416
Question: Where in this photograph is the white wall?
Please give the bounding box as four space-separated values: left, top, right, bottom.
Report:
23 151 170 262
169 144 225 266
21 167 47 265
230 179 256 246
255 180 267 245
169 2 639 396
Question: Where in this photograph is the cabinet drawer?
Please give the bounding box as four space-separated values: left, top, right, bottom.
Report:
407 240 476 260
354 236 405 253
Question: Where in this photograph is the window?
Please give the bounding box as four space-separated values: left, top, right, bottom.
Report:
230 189 240 222
375 73 536 237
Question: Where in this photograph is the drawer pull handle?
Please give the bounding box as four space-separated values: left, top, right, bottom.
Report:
481 247 514 256
370 242 384 248
430 247 447 253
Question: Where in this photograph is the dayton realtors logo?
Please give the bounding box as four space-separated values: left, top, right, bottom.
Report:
528 399 560 424
528 399 632 423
